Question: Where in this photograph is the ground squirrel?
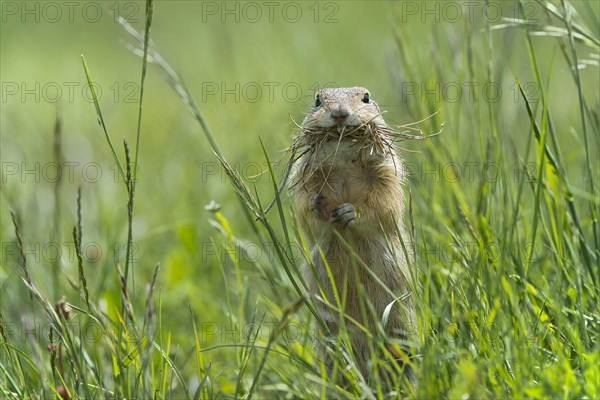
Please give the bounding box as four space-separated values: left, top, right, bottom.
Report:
289 87 417 389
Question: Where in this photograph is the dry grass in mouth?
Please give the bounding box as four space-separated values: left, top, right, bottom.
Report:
288 111 443 161
260 113 443 213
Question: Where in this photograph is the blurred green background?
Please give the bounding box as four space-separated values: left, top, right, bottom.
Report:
2 0 598 345
1 0 598 396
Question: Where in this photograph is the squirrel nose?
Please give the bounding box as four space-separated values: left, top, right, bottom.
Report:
330 105 349 124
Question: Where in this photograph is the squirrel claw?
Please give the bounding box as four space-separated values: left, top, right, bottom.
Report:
310 194 332 220
331 203 357 228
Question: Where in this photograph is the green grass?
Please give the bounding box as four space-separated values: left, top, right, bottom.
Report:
1 0 598 398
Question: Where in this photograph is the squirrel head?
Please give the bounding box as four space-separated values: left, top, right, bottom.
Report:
302 87 386 129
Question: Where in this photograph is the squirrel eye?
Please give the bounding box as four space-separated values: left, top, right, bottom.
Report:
315 94 322 107
362 93 370 103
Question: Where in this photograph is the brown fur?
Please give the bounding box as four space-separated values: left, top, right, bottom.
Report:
290 87 416 387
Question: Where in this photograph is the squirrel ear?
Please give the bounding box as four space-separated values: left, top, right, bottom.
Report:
362 93 370 103
315 94 322 107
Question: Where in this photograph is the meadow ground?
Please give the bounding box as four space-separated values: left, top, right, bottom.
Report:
1 0 599 398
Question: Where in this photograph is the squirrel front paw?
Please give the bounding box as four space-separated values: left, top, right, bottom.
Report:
310 194 332 220
331 203 357 228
